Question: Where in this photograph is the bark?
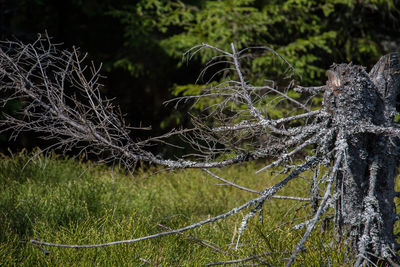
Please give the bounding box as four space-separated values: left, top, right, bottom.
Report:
325 53 400 263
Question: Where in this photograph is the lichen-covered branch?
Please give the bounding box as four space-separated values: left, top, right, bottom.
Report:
1 34 400 265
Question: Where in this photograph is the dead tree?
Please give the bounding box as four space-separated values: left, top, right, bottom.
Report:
324 55 400 265
0 35 400 266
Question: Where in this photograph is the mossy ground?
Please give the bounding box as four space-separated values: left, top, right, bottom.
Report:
0 151 373 266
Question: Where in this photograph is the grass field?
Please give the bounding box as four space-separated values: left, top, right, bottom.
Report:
0 151 359 266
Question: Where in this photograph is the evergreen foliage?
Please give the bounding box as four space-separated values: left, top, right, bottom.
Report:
110 0 400 124
112 0 399 86
1 0 399 151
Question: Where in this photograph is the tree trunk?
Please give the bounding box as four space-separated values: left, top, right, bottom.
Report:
325 53 400 263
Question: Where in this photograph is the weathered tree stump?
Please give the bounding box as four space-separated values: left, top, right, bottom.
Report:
325 53 400 264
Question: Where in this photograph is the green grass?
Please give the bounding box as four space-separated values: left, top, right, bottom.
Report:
0 151 352 266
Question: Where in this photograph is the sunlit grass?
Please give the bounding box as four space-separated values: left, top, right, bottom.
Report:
1 151 354 266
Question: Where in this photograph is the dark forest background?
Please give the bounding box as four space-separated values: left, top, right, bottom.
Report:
0 0 399 156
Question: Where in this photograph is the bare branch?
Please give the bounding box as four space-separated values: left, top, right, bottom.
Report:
202 168 260 194
30 155 320 249
158 223 235 256
286 150 343 267
206 252 270 266
294 85 326 94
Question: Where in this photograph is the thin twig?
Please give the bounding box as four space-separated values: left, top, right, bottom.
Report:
202 168 260 194
206 252 270 266
285 151 343 267
158 223 236 256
